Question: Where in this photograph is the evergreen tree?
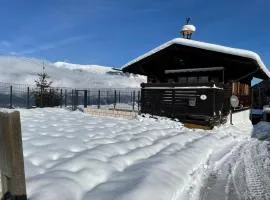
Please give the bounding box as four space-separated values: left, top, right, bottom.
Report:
34 65 61 107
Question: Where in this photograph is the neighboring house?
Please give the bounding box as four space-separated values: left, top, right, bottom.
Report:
122 38 270 126
251 80 270 124
252 79 270 108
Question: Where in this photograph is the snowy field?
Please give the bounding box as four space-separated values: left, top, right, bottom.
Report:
12 108 270 199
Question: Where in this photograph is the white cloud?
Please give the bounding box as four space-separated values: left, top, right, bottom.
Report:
9 52 17 55
19 35 88 55
0 40 12 47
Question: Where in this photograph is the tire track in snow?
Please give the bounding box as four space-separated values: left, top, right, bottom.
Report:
243 141 270 200
199 139 270 200
199 141 246 200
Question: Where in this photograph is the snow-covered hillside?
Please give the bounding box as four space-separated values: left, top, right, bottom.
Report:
10 108 270 200
0 56 146 88
54 62 115 74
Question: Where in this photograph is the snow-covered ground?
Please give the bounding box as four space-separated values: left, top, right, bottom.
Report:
0 56 145 88
11 108 270 200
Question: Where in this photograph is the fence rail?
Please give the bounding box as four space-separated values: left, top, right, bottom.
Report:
0 82 141 111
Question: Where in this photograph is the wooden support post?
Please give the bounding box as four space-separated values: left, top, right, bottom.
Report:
213 90 216 117
140 90 144 113
258 86 261 107
9 86 13 109
222 69 225 84
138 91 141 112
27 87 30 109
172 89 175 117
0 111 27 200
230 108 233 125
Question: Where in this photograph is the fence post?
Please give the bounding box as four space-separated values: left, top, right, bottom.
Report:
0 111 27 200
65 89 67 107
118 91 120 104
49 88 52 106
98 90 101 109
60 89 63 108
9 85 13 109
133 90 135 111
84 90 87 108
40 88 43 108
138 91 141 112
88 90 91 106
106 91 109 105
27 87 30 109
75 90 78 110
130 91 133 106
71 89 74 111
114 90 117 109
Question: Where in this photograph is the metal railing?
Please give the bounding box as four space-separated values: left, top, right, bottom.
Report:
0 82 141 111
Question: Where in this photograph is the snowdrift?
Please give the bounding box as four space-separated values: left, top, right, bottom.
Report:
252 121 270 140
16 108 258 200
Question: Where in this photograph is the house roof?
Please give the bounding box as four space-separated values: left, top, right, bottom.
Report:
121 38 270 80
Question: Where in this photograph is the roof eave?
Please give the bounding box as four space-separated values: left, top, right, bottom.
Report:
121 38 270 80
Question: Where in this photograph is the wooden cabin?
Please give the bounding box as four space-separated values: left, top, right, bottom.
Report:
122 38 270 126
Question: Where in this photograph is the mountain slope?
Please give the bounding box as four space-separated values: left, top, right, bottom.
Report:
0 56 145 88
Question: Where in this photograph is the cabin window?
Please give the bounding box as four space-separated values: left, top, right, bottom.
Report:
178 77 187 83
147 76 154 83
168 78 175 83
209 77 219 83
198 76 208 83
147 76 160 83
188 97 196 106
177 76 210 84
188 77 197 84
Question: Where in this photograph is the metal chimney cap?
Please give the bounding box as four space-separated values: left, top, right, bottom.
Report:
181 24 196 32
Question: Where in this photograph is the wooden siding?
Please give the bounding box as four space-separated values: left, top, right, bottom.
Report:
232 82 251 108
141 87 231 124
232 82 250 96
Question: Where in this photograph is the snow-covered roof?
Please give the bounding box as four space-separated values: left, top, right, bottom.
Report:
122 38 270 78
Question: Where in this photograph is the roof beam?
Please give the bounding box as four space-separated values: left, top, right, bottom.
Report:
165 66 224 74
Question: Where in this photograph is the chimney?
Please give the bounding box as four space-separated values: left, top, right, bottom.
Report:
181 17 196 39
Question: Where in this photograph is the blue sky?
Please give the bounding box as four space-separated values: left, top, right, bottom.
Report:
0 0 270 68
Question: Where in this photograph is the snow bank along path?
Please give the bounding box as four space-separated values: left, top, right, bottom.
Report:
13 108 270 200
